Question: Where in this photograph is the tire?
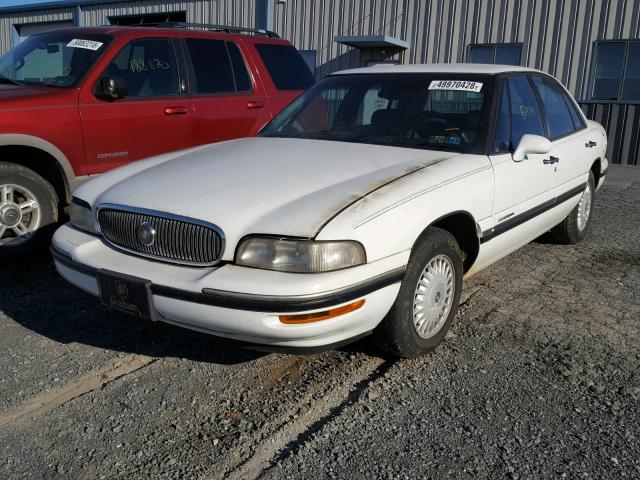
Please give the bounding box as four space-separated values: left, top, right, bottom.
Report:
0 162 59 261
550 171 595 245
373 227 464 358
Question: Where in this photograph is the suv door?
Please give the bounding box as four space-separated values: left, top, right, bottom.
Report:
486 75 557 241
182 38 272 144
80 37 194 174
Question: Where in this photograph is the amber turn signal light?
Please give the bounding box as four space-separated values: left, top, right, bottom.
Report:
279 299 365 324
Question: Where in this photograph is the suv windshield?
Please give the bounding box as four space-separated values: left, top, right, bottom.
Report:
260 73 495 153
0 32 112 88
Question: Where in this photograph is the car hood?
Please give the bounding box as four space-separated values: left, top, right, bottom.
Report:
95 137 454 252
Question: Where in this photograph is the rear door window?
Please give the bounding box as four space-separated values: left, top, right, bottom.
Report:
506 75 545 147
531 75 575 139
255 43 315 90
227 42 252 92
105 38 179 98
185 38 235 94
185 39 253 94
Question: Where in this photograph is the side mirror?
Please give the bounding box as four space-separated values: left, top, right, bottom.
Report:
512 134 552 162
95 76 128 101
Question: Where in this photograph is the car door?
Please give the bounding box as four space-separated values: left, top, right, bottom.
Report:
80 37 194 174
486 75 558 243
182 37 273 145
530 74 593 192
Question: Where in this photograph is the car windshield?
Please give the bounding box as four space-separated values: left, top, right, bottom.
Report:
0 32 112 88
260 73 495 154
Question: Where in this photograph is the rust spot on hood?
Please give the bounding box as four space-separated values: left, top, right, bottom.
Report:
312 156 452 237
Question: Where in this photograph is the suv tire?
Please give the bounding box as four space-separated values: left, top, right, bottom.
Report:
0 162 58 261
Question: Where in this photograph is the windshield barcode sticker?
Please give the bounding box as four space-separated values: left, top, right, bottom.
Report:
428 80 483 92
67 39 104 51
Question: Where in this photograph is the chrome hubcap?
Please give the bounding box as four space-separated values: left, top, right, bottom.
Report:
577 182 592 231
0 184 40 247
413 254 455 339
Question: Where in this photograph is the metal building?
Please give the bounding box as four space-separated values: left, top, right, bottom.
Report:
1 0 638 166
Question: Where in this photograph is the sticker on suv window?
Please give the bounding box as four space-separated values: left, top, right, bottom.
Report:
67 39 104 51
428 80 483 92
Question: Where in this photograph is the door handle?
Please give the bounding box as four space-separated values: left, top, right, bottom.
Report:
247 100 264 109
585 140 597 148
543 156 560 165
164 106 188 115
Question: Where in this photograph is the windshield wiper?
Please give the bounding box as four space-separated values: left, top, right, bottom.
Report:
0 76 21 86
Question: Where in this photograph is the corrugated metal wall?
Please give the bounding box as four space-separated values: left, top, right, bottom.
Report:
582 104 640 167
271 0 640 165
0 7 74 53
0 0 638 164
81 0 255 29
0 0 257 51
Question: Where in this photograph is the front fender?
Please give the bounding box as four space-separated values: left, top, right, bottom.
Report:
317 154 494 262
0 133 76 199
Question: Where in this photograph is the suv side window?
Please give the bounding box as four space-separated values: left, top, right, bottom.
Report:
255 43 315 90
531 75 575 139
226 42 252 92
185 39 253 94
492 80 511 153
185 38 234 94
506 75 545 148
106 38 179 98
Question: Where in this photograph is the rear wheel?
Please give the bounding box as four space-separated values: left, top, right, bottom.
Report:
551 171 595 244
374 227 463 358
0 162 58 261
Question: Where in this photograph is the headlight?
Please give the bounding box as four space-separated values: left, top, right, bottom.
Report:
236 237 366 273
69 197 98 235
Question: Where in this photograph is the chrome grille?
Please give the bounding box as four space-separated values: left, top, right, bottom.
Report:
97 205 224 266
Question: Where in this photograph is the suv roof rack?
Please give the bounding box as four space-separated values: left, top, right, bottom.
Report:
131 22 280 38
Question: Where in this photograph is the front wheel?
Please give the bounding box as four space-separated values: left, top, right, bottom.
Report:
0 162 58 261
551 171 595 244
373 227 463 358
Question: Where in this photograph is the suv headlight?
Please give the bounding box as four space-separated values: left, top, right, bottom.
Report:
236 237 366 273
69 197 98 235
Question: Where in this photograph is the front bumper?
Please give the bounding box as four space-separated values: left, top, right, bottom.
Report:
51 224 406 350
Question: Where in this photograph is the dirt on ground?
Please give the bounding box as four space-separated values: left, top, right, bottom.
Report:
0 166 638 479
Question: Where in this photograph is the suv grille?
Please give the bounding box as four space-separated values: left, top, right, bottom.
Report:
97 206 224 266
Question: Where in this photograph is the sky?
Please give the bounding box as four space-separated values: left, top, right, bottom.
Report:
0 0 64 7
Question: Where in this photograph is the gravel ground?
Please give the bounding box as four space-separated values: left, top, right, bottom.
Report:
0 165 638 479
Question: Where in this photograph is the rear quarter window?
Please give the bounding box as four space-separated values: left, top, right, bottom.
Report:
255 43 315 90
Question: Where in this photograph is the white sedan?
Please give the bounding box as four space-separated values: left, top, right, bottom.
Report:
52 64 608 358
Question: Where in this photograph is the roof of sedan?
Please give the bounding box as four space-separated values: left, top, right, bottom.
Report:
333 63 540 75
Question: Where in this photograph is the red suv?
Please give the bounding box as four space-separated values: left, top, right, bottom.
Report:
0 24 314 260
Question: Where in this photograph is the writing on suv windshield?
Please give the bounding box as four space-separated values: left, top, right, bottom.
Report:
260 73 495 154
0 33 112 88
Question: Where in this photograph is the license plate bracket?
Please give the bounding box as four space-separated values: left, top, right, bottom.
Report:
97 270 156 321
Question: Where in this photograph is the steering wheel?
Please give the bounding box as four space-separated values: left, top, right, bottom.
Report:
409 118 469 145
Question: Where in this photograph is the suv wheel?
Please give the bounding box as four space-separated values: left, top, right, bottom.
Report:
0 162 58 260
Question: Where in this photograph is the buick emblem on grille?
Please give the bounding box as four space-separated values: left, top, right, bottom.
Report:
137 221 156 246
98 206 223 266
115 281 128 299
